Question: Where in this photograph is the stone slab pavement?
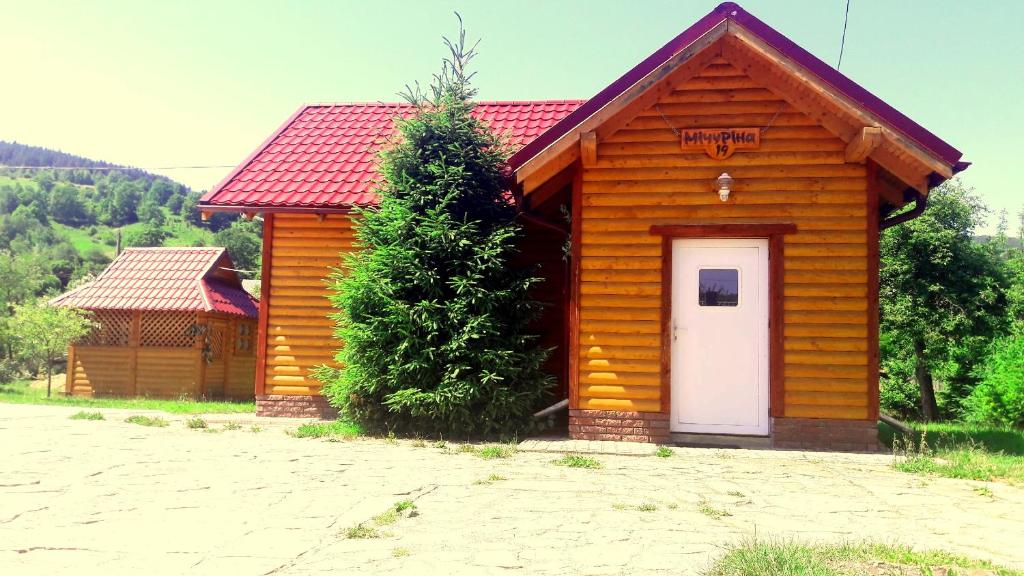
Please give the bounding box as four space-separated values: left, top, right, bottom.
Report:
1 403 1021 575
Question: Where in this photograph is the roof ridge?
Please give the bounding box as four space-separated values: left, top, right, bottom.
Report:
300 99 588 108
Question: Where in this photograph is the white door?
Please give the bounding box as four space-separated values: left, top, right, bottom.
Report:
670 238 770 435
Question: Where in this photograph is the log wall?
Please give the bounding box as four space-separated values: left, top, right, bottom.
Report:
577 58 871 419
260 213 351 396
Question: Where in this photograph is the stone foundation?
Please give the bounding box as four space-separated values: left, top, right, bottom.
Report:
568 409 670 443
772 417 882 452
256 395 338 419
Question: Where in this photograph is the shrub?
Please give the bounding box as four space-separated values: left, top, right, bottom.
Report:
879 375 921 421
965 334 1024 428
316 24 552 437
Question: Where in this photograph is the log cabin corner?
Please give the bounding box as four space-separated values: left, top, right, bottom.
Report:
198 2 967 450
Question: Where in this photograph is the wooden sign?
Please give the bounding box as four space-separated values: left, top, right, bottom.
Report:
680 128 761 160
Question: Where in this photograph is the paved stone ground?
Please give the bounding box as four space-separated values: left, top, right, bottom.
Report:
1 404 1022 576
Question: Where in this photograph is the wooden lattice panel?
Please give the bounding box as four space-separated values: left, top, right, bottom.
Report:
79 310 131 346
209 327 225 360
235 322 254 356
140 312 196 348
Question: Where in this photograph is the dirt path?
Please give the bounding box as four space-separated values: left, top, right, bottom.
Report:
1 404 1021 575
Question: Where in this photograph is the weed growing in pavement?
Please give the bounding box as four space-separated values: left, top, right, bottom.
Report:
186 416 208 429
344 523 384 539
698 497 732 519
124 415 168 427
392 547 411 558
476 444 517 459
552 454 602 469
222 422 242 431
69 411 104 420
654 446 673 457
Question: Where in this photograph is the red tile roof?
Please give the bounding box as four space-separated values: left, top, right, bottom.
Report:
51 247 258 318
199 100 584 210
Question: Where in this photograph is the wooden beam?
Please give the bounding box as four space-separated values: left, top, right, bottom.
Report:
516 20 730 188
580 131 597 167
845 126 883 163
725 29 952 179
200 211 211 222
722 36 930 193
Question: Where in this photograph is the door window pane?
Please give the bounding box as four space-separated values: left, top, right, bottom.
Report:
698 269 739 306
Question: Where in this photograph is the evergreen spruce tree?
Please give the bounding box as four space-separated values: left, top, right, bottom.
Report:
317 21 554 436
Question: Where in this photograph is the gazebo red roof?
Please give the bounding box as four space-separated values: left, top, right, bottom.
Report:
199 101 584 210
51 247 258 318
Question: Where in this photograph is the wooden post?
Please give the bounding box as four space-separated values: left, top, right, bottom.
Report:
195 313 207 398
223 317 234 399
255 213 274 397
66 345 76 396
129 311 141 396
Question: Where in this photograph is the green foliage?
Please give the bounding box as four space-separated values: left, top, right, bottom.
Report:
965 334 1024 427
214 219 262 275
884 421 1024 483
880 181 1008 418
654 446 674 458
9 301 94 396
317 23 552 437
123 222 168 247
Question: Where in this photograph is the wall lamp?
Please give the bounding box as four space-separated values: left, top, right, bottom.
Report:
716 172 733 202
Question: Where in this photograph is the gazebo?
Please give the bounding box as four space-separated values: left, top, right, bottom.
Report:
52 247 259 400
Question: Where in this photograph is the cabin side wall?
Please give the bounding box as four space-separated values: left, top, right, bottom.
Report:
256 213 351 417
570 58 876 448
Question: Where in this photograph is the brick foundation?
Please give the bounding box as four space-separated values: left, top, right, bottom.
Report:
569 409 670 443
772 417 882 453
256 395 338 419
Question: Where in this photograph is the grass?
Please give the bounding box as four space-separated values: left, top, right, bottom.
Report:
222 422 242 431
69 411 104 420
882 421 1024 484
705 539 1023 576
552 453 602 469
0 380 254 414
392 547 411 558
697 498 731 519
186 416 208 429
475 444 517 459
654 446 674 457
250 425 263 433
124 415 168 427
636 502 658 512
291 420 362 439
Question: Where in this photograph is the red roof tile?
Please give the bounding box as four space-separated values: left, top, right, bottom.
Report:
199 100 584 210
51 248 258 318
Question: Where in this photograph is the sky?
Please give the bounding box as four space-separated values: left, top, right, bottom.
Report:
1 0 1021 232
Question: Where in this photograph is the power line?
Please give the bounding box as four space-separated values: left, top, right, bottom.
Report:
0 164 235 171
837 0 851 69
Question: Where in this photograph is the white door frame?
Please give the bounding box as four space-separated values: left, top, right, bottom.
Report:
669 238 770 436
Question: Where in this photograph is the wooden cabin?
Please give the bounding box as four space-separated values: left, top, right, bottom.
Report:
198 3 966 450
52 247 259 400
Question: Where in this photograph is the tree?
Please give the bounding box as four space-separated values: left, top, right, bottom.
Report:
214 219 261 275
317 20 553 436
123 223 168 247
880 181 1007 420
11 301 94 397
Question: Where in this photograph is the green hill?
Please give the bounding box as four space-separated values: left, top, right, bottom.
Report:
0 141 260 299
